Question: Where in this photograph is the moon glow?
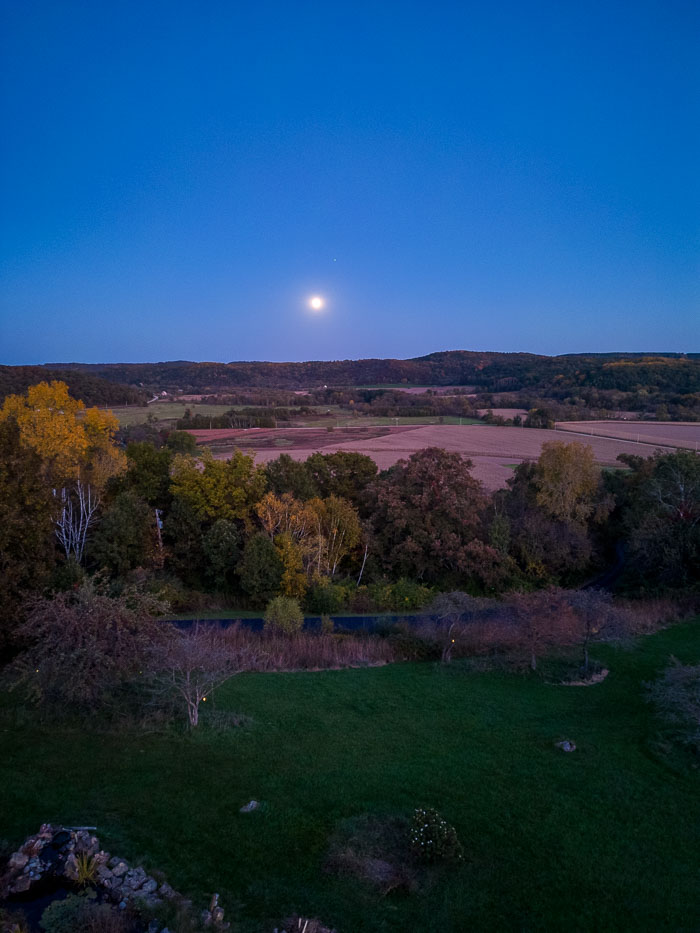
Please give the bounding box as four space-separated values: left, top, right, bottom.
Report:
308 295 325 311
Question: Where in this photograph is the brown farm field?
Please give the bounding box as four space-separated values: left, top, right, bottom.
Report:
188 425 418 449
196 423 687 491
555 420 700 450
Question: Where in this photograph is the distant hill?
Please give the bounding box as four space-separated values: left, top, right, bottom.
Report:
0 366 148 407
34 351 700 396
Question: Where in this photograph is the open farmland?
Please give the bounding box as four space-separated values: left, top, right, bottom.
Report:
555 420 700 450
189 425 419 449
203 423 682 491
110 401 237 426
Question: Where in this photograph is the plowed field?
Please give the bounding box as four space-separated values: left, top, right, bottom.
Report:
201 423 685 491
555 421 700 450
189 425 417 449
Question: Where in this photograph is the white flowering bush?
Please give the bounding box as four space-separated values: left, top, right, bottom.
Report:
409 807 463 863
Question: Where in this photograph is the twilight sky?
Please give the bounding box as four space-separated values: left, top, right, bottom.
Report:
1 0 698 364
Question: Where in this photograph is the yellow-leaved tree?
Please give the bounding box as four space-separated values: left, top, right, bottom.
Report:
254 490 363 584
256 491 316 543
534 441 603 525
308 495 362 578
0 381 126 561
274 532 308 599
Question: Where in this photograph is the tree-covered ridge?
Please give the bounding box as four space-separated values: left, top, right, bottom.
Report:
30 351 700 396
0 365 148 407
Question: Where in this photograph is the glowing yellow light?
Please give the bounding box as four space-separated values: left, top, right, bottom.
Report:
308 295 325 311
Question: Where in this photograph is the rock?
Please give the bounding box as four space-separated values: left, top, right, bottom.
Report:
555 739 577 752
4 824 188 929
239 800 259 813
64 853 79 881
21 838 43 857
212 906 225 923
74 831 99 856
96 865 114 883
108 882 124 902
8 852 29 871
124 866 147 889
11 875 33 894
103 875 123 892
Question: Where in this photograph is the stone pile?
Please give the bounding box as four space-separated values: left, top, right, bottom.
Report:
0 824 229 930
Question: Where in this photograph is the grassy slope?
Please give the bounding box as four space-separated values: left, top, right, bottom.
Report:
1 622 698 932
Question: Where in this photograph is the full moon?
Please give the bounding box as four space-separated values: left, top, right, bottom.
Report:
308 295 325 311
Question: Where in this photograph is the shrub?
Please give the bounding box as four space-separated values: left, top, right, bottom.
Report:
40 893 129 933
264 596 304 635
368 582 392 611
409 807 463 863
305 582 349 614
369 580 431 612
0 909 30 933
147 577 191 612
4 579 167 712
325 813 416 895
320 614 335 634
647 658 700 753
386 627 442 661
386 579 432 612
349 585 377 613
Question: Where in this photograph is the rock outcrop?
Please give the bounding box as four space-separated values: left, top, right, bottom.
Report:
0 824 230 930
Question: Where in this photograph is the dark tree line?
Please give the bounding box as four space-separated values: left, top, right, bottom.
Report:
0 365 147 407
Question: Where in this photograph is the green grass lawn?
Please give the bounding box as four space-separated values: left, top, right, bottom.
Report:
1 622 698 932
111 402 238 426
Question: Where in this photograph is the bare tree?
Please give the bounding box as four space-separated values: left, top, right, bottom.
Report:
568 589 620 674
149 624 259 727
511 588 578 671
53 479 100 563
427 592 483 664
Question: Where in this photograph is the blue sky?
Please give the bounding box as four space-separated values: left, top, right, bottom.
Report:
1 0 698 364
